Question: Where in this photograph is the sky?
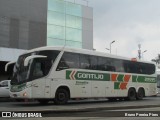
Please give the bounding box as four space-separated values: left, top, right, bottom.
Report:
86 0 160 61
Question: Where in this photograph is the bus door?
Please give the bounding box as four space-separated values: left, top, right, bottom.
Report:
31 60 48 98
45 78 51 98
92 81 106 97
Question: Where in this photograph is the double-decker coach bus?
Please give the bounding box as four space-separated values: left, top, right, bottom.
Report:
6 46 157 104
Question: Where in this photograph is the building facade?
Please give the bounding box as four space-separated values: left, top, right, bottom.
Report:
47 0 93 49
0 0 93 80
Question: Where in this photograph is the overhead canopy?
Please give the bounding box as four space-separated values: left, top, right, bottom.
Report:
0 47 26 62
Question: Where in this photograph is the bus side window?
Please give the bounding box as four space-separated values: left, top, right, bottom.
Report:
57 58 69 71
97 57 106 71
56 52 79 71
33 62 44 78
79 54 90 69
113 59 124 72
89 56 97 70
97 57 115 72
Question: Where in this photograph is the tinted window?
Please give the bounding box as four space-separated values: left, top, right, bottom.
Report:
89 56 97 70
126 61 138 73
79 54 90 69
113 59 124 72
57 52 79 71
31 50 60 80
124 61 155 75
56 52 155 75
137 63 155 75
97 57 115 71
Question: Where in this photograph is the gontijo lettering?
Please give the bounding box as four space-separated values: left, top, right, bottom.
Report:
77 73 104 80
66 70 110 81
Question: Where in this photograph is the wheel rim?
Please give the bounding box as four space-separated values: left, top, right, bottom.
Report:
138 90 143 98
130 91 135 98
58 93 66 101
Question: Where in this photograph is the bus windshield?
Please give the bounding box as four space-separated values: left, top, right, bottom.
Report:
11 50 60 85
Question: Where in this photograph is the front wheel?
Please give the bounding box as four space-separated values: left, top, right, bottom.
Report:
54 89 69 105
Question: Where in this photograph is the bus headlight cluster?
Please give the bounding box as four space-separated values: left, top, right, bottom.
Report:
23 92 27 97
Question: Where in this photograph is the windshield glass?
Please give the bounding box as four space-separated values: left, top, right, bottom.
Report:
11 50 60 85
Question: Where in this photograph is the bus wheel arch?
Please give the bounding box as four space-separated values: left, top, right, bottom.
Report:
127 87 136 100
54 86 70 105
136 87 145 100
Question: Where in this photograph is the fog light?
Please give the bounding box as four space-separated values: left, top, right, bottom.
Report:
23 92 27 97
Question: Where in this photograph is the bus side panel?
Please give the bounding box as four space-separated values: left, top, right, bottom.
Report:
32 78 45 98
91 81 105 97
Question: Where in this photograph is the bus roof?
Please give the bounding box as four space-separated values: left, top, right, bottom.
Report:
22 46 155 65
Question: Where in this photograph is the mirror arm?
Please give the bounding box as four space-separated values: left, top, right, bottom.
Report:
5 61 16 72
24 55 47 66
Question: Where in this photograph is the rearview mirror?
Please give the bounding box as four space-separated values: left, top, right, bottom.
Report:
24 55 47 66
5 61 16 72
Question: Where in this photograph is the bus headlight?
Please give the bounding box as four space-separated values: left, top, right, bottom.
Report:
23 92 27 97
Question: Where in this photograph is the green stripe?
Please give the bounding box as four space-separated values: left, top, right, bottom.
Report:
132 75 137 82
117 74 124 82
114 82 120 89
137 76 156 83
132 75 156 83
66 70 72 80
66 70 156 83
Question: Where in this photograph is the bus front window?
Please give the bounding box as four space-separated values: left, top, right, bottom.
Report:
11 53 33 85
11 50 60 85
31 58 53 80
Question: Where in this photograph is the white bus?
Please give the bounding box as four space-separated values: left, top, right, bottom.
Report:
7 46 157 104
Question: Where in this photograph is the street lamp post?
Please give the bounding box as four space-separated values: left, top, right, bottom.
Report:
110 40 115 54
142 50 147 59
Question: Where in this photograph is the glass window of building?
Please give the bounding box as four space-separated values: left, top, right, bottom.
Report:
66 2 82 17
47 25 65 40
47 11 65 26
47 0 83 48
66 28 82 42
66 15 82 29
48 0 65 13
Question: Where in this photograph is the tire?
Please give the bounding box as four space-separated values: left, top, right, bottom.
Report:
38 100 49 105
136 88 144 100
54 89 69 105
127 88 136 100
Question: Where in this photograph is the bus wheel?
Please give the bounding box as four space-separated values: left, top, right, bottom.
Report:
38 100 49 105
136 88 144 100
127 88 136 100
54 89 69 105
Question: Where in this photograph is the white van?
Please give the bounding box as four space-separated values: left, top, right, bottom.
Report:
0 80 11 98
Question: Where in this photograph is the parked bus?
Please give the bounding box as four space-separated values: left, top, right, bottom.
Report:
6 46 157 104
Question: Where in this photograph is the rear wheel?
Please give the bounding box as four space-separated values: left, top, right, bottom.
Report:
127 88 136 100
136 88 144 100
54 89 69 105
